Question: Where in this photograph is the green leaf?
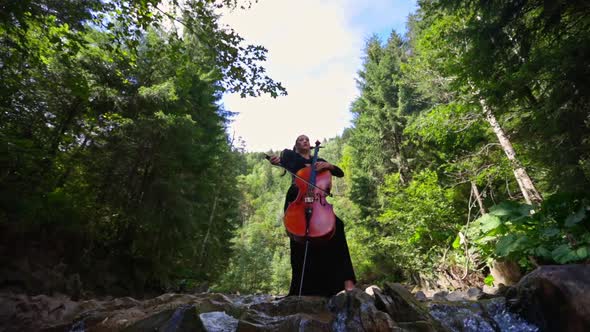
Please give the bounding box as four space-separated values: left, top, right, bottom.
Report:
479 214 501 233
489 201 520 217
576 247 590 260
495 234 517 256
517 204 534 217
475 235 497 244
452 234 461 249
484 275 494 286
551 244 579 264
564 207 586 227
541 227 560 238
495 234 529 257
534 246 551 259
488 202 533 221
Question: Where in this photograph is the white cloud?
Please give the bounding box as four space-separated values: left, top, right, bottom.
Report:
220 0 416 152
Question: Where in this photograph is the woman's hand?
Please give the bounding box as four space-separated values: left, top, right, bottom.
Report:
268 155 281 165
315 161 334 172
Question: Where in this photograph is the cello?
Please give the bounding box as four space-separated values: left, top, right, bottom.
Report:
283 141 336 243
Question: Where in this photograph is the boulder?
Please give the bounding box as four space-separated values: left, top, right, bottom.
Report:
414 291 428 302
376 282 449 331
329 289 398 331
506 264 590 332
490 259 522 286
237 295 332 331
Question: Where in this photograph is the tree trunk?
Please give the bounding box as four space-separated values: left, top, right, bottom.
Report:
471 181 486 215
479 98 543 205
199 191 219 267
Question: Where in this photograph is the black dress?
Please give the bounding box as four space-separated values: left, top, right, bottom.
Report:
280 149 357 297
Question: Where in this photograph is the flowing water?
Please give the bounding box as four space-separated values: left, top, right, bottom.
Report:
429 297 539 332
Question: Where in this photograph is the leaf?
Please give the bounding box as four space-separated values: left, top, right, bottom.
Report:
484 275 494 286
452 234 461 249
534 246 551 259
475 235 497 244
551 245 579 264
489 201 520 217
479 214 502 233
541 227 560 238
576 247 590 260
517 204 534 218
564 207 586 227
494 234 529 257
488 201 533 220
495 234 517 256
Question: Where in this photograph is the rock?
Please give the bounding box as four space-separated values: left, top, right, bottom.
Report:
237 295 333 331
506 264 590 332
376 282 449 331
329 289 398 331
365 285 381 296
490 259 522 286
483 283 510 297
427 298 538 332
237 311 331 332
446 290 468 302
415 291 428 302
200 311 238 331
466 287 483 301
439 288 485 302
123 304 203 332
432 291 448 302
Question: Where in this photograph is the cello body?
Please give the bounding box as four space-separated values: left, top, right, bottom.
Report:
283 149 336 243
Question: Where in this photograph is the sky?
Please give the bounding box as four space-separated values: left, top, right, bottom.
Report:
219 0 418 152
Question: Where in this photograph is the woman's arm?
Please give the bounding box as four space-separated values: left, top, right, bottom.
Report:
316 160 344 177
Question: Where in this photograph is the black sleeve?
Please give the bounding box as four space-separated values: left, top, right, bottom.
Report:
280 149 299 174
318 158 344 178
330 165 344 178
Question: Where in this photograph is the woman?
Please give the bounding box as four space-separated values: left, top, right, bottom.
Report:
268 134 356 297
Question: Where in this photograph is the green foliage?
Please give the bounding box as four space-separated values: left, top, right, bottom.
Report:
213 153 291 294
0 1 284 294
464 197 590 268
371 170 463 279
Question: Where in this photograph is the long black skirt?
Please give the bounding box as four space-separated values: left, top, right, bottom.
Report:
284 187 357 297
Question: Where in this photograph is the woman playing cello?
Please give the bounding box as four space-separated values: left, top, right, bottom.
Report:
267 134 356 297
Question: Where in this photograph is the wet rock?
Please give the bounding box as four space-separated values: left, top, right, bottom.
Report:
200 311 238 331
482 283 509 297
506 264 590 332
466 288 483 301
432 291 449 302
430 301 496 331
247 295 328 316
329 289 398 331
365 285 381 296
376 282 449 331
237 295 333 331
237 311 331 331
415 291 428 302
428 298 538 332
445 290 468 302
123 304 203 332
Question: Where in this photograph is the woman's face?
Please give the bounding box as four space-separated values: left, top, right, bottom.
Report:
295 135 310 152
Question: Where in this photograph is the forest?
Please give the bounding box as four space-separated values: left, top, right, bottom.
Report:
1 0 589 298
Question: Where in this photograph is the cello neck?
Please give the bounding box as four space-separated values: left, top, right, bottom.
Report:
308 141 322 189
